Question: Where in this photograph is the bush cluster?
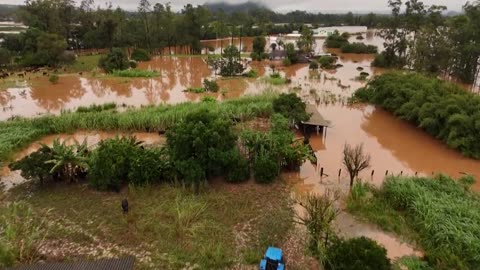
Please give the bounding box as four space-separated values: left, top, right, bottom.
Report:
99 48 129 73
341 43 377 54
130 48 151 62
355 72 480 158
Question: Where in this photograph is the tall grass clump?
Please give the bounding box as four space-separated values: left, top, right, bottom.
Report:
112 69 159 78
76 103 117 113
0 93 277 163
0 202 47 268
381 175 480 269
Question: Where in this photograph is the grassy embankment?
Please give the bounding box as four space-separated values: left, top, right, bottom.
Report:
348 175 480 270
2 176 294 269
0 93 276 163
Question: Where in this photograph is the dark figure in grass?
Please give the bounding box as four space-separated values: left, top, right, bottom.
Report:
121 199 129 214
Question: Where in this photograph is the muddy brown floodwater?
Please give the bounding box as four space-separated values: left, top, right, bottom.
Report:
1 33 480 262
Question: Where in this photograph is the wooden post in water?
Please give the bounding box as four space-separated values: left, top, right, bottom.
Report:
338 168 341 183
371 170 375 181
415 172 418 176
320 167 324 183
400 171 403 176
385 170 389 176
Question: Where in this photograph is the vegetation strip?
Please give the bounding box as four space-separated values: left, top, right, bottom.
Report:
0 93 276 163
355 72 480 159
348 175 480 269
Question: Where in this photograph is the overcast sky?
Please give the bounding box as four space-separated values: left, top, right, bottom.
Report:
3 0 466 13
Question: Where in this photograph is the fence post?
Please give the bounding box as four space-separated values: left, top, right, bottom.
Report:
385 170 388 176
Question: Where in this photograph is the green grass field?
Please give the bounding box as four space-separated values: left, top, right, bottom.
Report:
4 179 293 269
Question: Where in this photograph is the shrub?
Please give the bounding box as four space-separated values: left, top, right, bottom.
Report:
8 145 54 185
128 147 173 186
318 56 337 69
325 31 349 48
252 36 266 55
326 237 391 270
253 153 279 184
48 74 59 84
355 72 480 159
167 109 237 188
371 53 388 68
340 43 378 54
98 48 129 73
223 149 250 183
243 69 258 78
130 48 151 62
282 58 292 66
250 52 261 61
272 93 309 123
203 79 219 92
129 60 137 69
88 136 140 191
309 61 319 70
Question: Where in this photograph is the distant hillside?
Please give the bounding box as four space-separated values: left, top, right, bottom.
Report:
204 1 269 13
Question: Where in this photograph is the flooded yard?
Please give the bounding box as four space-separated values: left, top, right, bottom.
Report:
2 33 480 265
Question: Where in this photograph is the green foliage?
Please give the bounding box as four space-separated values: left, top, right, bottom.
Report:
285 43 298 64
326 237 391 270
317 56 337 69
309 61 319 70
203 79 219 92
272 93 309 124
325 31 349 48
223 149 250 183
252 36 266 57
0 202 46 268
0 94 276 164
111 69 159 78
220 45 245 76
381 175 480 269
0 48 11 67
371 53 391 68
394 256 433 270
297 28 314 53
48 74 59 84
166 109 237 188
296 191 339 258
88 136 173 190
99 48 129 73
340 42 378 54
282 58 292 66
76 103 117 113
243 69 258 78
240 114 311 184
253 152 279 184
8 144 54 185
128 147 173 186
88 136 140 191
264 73 288 85
130 48 151 62
354 72 480 159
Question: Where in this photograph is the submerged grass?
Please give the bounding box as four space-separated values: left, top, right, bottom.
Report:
4 180 293 269
68 54 103 73
348 176 480 270
111 69 160 78
0 93 277 163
